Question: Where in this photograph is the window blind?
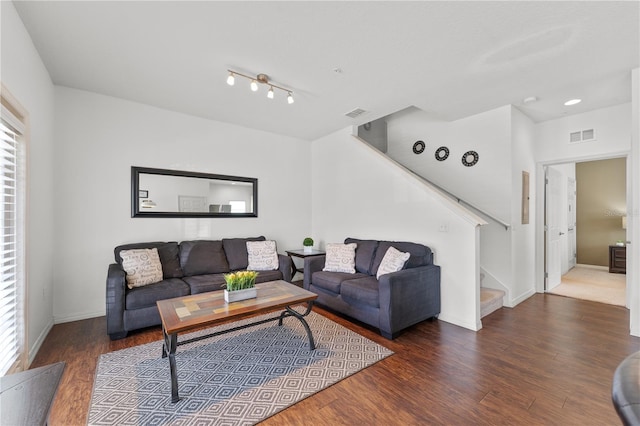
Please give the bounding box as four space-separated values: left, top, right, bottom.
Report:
0 108 25 376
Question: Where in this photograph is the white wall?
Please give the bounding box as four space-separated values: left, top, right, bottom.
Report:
536 103 631 163
1 1 56 363
53 86 311 322
386 106 512 223
357 120 387 153
510 107 537 305
311 127 485 331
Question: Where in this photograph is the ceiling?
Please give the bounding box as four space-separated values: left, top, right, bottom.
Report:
11 1 640 141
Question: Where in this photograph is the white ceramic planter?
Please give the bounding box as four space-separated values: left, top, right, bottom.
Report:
224 287 257 303
303 246 313 253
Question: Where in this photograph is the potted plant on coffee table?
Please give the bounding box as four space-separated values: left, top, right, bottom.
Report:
303 237 314 253
222 270 259 303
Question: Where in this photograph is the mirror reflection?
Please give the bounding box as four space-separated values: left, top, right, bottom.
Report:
132 167 258 218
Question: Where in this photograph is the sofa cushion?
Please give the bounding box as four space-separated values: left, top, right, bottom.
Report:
376 246 411 279
344 238 379 275
182 274 227 295
312 270 368 293
341 276 380 308
254 269 283 284
120 248 163 289
125 278 190 310
115 241 183 278
179 240 230 276
323 243 357 273
222 236 266 270
182 269 283 295
371 241 432 276
246 240 279 271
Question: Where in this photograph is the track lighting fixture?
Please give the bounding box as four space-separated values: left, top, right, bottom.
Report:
226 69 294 104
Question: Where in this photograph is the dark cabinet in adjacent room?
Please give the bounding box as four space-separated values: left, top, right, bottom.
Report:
609 245 626 274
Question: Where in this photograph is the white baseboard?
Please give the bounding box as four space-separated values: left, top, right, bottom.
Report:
438 313 482 332
505 288 536 308
28 318 54 367
54 308 105 324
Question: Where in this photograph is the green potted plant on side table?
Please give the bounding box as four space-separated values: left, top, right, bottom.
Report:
303 237 314 253
222 270 258 303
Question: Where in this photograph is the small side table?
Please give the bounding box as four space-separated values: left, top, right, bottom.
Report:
609 245 626 274
286 249 326 279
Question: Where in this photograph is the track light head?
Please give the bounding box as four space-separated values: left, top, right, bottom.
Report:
250 80 258 92
226 72 235 86
287 92 294 104
267 86 274 99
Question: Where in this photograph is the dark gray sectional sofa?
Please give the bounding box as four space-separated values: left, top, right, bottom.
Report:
303 237 441 339
106 236 292 340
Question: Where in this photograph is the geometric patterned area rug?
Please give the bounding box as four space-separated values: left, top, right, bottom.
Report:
88 310 393 425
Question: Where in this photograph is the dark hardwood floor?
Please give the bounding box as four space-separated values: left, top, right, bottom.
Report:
31 293 639 425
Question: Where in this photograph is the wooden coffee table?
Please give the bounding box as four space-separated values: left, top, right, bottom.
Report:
156 280 318 403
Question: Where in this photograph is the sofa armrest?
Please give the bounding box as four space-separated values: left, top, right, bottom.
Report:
303 255 326 290
278 254 293 282
378 264 441 337
106 263 127 338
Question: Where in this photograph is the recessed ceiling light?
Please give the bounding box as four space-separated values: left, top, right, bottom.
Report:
523 96 538 104
564 99 582 106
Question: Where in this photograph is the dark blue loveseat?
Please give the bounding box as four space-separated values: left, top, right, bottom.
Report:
303 237 441 339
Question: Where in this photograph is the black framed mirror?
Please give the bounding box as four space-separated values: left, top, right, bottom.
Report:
131 166 258 218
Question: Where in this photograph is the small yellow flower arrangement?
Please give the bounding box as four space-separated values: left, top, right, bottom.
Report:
222 270 259 292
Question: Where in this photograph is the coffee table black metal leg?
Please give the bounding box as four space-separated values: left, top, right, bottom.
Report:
278 302 315 350
163 329 180 403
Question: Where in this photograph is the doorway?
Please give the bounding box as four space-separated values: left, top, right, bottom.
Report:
544 157 628 306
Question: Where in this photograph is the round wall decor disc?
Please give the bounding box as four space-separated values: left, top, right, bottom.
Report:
435 146 449 161
412 140 425 154
462 150 479 167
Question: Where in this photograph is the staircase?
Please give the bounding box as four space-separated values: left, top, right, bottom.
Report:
480 288 505 318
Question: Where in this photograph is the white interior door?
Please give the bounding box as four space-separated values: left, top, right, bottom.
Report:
567 177 577 270
546 167 563 290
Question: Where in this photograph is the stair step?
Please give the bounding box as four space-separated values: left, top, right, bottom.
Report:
481 288 505 318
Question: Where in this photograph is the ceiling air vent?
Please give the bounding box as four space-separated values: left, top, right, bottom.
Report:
345 108 367 119
569 128 596 144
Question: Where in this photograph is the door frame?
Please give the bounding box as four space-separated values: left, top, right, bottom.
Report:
536 153 630 302
567 177 577 272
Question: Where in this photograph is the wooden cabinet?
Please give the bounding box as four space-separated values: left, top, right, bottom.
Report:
609 245 626 274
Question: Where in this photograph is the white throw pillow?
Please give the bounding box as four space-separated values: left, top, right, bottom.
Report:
376 246 410 279
323 243 357 273
120 248 163 289
246 240 279 271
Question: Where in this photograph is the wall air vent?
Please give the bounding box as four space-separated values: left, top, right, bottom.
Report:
570 131 581 143
569 128 596 144
345 108 367 118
